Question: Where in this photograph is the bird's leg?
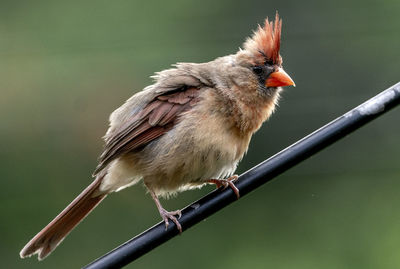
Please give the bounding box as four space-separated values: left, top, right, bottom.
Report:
207 175 240 199
145 184 182 233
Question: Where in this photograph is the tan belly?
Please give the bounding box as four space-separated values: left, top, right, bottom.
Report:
138 109 250 196
100 90 254 197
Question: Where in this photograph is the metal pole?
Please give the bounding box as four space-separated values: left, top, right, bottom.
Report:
84 82 400 269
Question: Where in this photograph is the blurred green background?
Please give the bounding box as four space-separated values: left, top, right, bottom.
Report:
2 0 400 268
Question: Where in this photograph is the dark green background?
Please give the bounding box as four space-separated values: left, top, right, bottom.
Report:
2 0 400 268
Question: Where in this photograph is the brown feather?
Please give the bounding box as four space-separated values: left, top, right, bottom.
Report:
158 104 185 126
103 100 164 147
19 174 106 260
166 91 192 104
94 87 201 175
123 124 173 152
148 101 174 126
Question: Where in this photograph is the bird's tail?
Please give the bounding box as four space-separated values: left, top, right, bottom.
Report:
20 175 107 260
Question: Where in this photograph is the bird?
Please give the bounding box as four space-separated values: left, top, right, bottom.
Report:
20 12 295 260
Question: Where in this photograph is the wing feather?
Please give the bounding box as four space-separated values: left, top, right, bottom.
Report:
94 86 201 175
148 101 174 126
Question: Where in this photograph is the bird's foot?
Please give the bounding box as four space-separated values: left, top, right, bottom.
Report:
207 175 240 199
145 183 183 233
159 208 182 233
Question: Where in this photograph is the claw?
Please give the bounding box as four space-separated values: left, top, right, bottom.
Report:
207 175 240 199
160 209 182 232
145 183 183 233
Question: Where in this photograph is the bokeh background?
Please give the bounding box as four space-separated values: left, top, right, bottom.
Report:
2 0 400 268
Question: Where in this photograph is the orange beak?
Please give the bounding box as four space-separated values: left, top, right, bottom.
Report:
265 67 295 88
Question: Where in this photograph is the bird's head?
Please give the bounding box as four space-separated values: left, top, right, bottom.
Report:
235 12 295 93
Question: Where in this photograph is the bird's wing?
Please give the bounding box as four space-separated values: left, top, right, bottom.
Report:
93 86 201 175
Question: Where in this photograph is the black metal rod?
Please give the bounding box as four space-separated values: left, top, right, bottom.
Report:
84 82 400 269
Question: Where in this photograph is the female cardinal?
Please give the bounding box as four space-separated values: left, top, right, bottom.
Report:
20 13 294 260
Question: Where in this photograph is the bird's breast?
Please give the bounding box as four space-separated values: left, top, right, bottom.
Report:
138 98 251 195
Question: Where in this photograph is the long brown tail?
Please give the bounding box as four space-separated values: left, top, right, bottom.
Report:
20 175 107 260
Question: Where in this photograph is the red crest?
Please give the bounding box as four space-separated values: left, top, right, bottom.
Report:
244 12 282 65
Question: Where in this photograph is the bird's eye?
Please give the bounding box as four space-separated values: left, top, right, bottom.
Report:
252 66 263 75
